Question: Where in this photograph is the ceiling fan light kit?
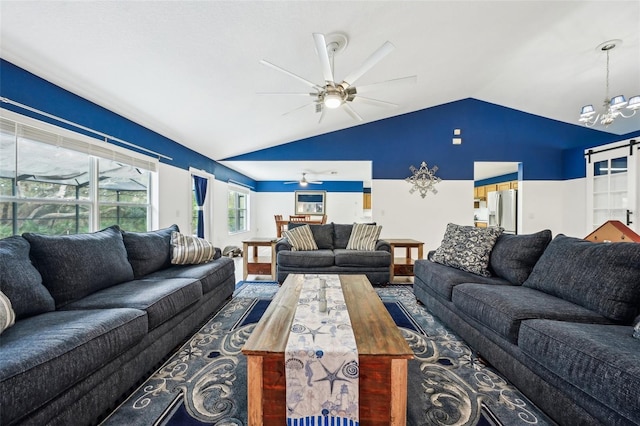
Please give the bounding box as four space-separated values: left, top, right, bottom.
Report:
260 32 416 122
579 40 640 127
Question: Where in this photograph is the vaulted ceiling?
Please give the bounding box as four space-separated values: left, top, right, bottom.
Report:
1 1 639 181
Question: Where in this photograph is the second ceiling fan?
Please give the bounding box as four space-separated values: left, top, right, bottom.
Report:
260 32 416 123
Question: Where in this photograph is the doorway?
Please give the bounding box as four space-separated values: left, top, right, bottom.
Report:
473 162 520 233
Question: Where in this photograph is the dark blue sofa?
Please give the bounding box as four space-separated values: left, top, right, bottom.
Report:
414 230 640 425
275 223 391 285
0 225 235 425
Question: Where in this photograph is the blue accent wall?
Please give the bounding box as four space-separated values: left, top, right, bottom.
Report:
225 99 635 181
256 181 363 192
475 173 519 186
0 59 256 188
4 58 639 189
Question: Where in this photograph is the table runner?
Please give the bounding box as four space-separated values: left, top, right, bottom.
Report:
285 275 359 425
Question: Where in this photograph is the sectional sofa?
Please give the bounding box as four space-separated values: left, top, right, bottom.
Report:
414 224 640 426
275 222 391 284
0 225 236 425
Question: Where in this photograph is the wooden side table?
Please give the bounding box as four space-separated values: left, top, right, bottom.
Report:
242 238 277 280
386 239 424 283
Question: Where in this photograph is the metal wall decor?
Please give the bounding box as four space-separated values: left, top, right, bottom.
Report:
406 161 441 198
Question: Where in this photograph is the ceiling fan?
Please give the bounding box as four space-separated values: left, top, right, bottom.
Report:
284 172 323 186
260 32 416 123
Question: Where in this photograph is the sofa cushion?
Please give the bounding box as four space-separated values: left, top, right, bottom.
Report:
519 320 640 424
414 259 511 301
334 248 390 267
283 224 318 251
171 231 217 265
489 229 552 285
23 226 135 308
146 257 235 294
523 234 640 322
62 278 202 330
0 290 15 334
432 223 503 277
0 235 55 318
346 223 382 251
277 249 335 268
333 223 354 249
452 284 613 343
289 223 334 249
122 224 178 278
0 308 147 425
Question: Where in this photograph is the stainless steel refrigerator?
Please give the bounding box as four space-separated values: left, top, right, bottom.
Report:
488 189 517 234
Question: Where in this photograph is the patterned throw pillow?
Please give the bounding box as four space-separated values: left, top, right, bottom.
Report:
171 232 217 265
283 224 318 251
346 223 382 251
0 290 16 334
432 223 504 277
634 321 640 340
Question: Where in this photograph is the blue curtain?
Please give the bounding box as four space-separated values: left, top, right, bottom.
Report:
193 175 208 238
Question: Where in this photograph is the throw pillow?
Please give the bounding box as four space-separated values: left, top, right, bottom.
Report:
523 234 640 322
288 223 334 249
283 224 318 251
489 229 553 285
0 235 55 319
634 321 640 340
23 225 134 308
122 224 179 278
171 232 217 264
0 290 16 334
432 223 504 277
346 223 382 251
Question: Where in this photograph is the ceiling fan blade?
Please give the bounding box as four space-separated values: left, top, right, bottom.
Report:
343 103 363 122
282 102 315 116
318 107 327 124
353 96 398 108
355 75 417 94
260 60 323 90
313 33 335 85
342 41 395 87
309 181 324 184
257 92 317 96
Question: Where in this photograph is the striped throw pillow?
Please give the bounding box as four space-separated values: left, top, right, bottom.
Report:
346 223 382 251
0 290 16 334
171 232 216 265
283 224 318 251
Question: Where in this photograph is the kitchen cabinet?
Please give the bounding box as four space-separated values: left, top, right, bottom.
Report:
497 182 511 191
474 186 487 199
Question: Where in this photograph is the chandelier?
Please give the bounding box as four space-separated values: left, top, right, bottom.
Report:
579 40 640 127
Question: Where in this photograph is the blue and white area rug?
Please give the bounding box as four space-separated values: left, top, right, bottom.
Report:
101 283 555 425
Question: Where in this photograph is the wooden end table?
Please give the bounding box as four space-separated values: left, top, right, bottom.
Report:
386 239 424 283
242 238 277 280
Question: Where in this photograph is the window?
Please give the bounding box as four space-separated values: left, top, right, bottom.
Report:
98 158 150 231
228 189 248 233
0 115 155 237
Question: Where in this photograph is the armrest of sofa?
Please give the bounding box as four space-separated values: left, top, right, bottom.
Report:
376 239 391 253
275 238 293 253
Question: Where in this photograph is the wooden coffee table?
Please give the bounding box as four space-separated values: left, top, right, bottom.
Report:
242 274 413 425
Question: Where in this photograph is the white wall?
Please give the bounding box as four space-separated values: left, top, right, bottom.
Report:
252 191 368 237
158 163 192 233
371 180 474 250
156 164 590 252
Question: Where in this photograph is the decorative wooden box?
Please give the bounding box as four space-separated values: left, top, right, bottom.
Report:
584 220 640 243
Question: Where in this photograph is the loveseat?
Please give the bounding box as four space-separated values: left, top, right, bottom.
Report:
0 224 236 425
275 222 391 285
413 223 640 425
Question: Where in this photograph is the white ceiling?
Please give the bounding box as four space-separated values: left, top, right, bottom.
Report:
1 1 639 182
